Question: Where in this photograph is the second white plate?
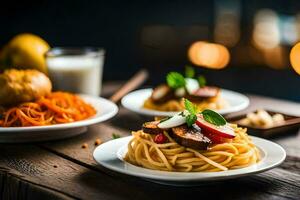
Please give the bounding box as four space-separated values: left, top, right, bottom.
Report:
93 136 286 184
121 88 249 116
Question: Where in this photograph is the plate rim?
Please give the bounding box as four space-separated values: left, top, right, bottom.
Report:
121 88 249 116
0 95 118 133
93 136 286 182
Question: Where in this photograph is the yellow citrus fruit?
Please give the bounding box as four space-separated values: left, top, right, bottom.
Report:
0 33 50 74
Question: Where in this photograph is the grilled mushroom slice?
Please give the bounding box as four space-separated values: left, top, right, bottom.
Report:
171 124 211 150
142 121 164 135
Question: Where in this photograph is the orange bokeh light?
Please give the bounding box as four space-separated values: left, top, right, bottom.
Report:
188 41 230 69
290 42 300 75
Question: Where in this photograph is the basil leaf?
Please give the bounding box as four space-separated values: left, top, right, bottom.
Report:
198 75 206 87
184 99 196 115
184 99 198 127
166 72 186 89
202 109 226 126
186 114 197 127
185 65 195 78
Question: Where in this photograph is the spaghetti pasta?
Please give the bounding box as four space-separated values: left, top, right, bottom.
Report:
143 94 229 112
0 92 96 127
124 124 260 172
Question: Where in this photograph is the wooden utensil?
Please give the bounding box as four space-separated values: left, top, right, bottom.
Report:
109 69 148 103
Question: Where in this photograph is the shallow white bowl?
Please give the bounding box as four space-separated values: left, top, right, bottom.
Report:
121 88 249 116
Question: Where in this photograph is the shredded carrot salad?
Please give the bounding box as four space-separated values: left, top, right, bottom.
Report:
0 92 96 127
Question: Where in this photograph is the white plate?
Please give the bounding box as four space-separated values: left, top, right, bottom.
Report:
93 136 286 184
121 88 249 116
0 95 118 143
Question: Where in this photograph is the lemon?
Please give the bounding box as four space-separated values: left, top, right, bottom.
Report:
0 33 50 74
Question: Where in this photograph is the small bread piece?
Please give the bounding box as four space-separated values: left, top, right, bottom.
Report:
238 118 251 126
0 69 52 106
246 112 261 126
272 113 285 124
256 109 273 127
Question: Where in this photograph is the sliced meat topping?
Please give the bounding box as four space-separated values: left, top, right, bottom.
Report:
151 84 175 103
186 86 219 102
142 120 164 135
171 124 211 150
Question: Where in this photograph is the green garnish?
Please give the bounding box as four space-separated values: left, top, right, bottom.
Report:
166 68 206 91
198 75 206 87
183 99 226 127
166 72 186 89
184 99 196 115
112 133 121 139
184 99 197 127
185 65 195 78
201 109 226 126
186 114 197 127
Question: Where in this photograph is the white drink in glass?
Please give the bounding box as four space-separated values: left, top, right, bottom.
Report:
46 48 105 96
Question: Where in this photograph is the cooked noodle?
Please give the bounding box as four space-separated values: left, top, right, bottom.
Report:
0 92 96 127
124 124 260 172
143 94 229 112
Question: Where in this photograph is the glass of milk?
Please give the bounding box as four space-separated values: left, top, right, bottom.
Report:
45 48 105 96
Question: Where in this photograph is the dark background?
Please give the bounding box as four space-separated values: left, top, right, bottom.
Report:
1 0 300 101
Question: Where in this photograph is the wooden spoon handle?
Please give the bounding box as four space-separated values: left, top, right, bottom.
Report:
109 69 149 103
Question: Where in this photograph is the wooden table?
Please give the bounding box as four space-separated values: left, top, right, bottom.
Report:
1 83 300 200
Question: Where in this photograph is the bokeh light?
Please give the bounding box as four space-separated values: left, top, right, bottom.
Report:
290 42 300 75
214 0 240 47
252 9 280 50
188 41 230 69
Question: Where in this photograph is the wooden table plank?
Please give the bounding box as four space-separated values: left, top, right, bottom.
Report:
0 172 74 200
1 145 297 200
0 145 155 200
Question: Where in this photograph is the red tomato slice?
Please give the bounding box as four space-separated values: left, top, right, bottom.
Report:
195 116 235 139
202 130 229 144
